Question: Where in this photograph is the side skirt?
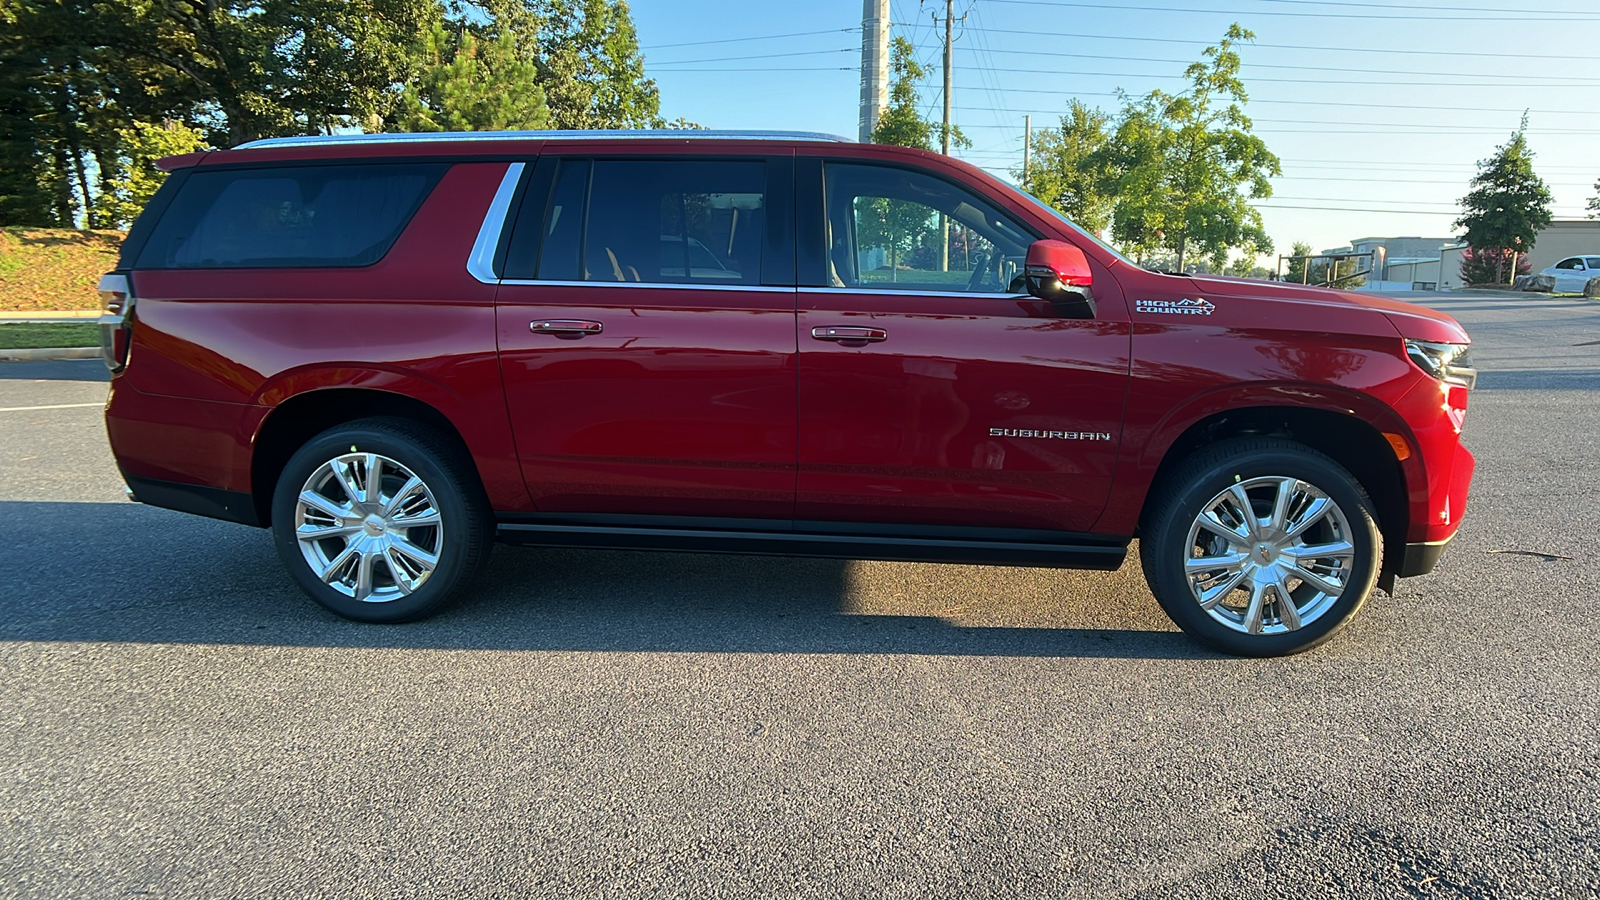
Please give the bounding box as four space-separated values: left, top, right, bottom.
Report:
494 514 1129 570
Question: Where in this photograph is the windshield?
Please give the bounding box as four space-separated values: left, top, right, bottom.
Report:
1011 188 1143 270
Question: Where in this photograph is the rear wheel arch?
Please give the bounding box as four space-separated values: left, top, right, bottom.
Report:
251 388 476 527
1140 406 1409 579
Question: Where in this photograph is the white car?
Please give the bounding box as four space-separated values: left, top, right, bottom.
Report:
1541 255 1600 293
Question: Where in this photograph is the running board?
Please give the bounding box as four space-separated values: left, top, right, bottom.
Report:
495 522 1128 570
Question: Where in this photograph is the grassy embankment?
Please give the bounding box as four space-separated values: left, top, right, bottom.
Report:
0 227 122 312
0 227 121 348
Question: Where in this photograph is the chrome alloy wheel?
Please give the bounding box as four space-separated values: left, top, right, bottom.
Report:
293 452 443 603
1182 476 1356 636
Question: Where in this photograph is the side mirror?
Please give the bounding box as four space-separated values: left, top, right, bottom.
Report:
1024 239 1095 319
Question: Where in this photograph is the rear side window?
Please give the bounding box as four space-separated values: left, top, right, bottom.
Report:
136 163 446 269
1587 257 1600 269
505 158 766 285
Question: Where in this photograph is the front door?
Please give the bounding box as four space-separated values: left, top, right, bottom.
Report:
795 160 1131 533
495 155 797 519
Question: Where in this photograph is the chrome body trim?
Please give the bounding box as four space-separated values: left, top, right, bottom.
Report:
237 130 853 150
498 279 794 294
467 162 524 285
798 286 1028 301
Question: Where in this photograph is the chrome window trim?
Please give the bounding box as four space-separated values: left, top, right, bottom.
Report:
499 279 793 294
238 130 852 150
798 286 1029 301
467 162 525 285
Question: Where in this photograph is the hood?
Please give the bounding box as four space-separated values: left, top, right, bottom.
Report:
1182 273 1471 345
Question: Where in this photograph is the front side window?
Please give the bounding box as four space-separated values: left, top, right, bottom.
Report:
1555 258 1581 270
823 162 1035 293
512 158 766 285
137 163 445 269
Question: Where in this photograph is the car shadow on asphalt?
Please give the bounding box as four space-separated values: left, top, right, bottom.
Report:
0 501 1209 660
0 359 109 382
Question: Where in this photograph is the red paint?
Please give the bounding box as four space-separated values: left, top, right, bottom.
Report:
105 134 1474 567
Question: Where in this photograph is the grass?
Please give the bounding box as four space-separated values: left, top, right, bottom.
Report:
0 227 124 311
0 322 100 349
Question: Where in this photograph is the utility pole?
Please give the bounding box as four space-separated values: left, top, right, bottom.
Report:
1022 115 1031 186
937 0 957 270
858 0 889 143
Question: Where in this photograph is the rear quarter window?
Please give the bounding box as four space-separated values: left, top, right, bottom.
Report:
136 163 447 269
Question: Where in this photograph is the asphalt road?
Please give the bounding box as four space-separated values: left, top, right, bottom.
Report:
2 295 1598 899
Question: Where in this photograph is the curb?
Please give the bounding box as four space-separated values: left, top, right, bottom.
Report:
0 311 100 322
0 347 101 361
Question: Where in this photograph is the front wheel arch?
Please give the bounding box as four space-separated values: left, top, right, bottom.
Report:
1139 405 1409 584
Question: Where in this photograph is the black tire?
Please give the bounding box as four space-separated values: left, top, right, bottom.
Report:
1140 437 1382 657
270 417 490 623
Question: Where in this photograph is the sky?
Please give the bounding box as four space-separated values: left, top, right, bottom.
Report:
628 0 1600 265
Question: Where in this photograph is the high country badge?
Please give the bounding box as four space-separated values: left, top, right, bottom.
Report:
1135 297 1215 316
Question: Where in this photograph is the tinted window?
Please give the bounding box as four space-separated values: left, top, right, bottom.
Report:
583 159 765 284
1555 258 1580 269
137 164 445 269
823 162 1035 293
1587 258 1600 269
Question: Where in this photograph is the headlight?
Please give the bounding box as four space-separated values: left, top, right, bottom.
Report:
1405 339 1476 390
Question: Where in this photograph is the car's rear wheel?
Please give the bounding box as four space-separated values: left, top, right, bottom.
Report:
271 418 489 623
1141 438 1382 656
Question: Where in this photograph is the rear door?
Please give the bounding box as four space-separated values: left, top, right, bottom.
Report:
494 154 799 519
793 158 1130 533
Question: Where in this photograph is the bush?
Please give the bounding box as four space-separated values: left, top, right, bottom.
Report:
1459 247 1532 286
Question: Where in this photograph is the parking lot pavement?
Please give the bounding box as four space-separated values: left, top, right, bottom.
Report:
2 300 1598 899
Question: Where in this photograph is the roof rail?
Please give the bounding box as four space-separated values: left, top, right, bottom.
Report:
235 129 855 150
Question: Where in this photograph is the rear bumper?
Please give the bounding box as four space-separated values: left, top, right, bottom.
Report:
124 474 261 527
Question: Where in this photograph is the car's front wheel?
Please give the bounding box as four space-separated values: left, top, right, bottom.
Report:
271 418 489 623
1141 438 1382 656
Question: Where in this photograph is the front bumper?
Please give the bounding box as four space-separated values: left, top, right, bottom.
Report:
1399 534 1453 578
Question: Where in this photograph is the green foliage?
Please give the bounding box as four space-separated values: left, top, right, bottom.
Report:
93 120 208 229
1023 25 1278 271
1019 100 1113 234
0 0 665 228
1586 177 1598 219
870 36 968 152
1108 25 1278 270
391 24 550 133
536 0 660 129
1454 119 1553 283
1283 241 1313 283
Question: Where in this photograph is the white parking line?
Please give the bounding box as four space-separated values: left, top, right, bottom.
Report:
0 402 102 413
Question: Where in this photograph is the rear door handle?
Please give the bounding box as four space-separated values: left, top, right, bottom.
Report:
810 325 887 346
530 319 603 338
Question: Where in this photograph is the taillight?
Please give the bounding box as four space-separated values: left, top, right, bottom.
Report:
97 273 134 373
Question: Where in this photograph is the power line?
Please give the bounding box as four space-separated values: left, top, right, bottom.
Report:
983 0 1600 20
951 44 1600 83
651 49 855 65
640 28 859 50
1250 0 1597 13
944 64 1600 89
902 22 1600 61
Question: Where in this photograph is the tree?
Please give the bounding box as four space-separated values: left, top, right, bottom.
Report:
1454 117 1553 285
391 24 550 133
536 0 660 129
1019 100 1113 234
1587 177 1599 219
869 36 968 152
1105 25 1279 271
1283 241 1313 283
93 120 209 229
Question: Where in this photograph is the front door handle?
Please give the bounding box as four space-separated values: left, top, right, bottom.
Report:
811 325 887 347
530 319 603 339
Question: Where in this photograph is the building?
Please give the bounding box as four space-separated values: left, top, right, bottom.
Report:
1321 236 1456 291
1525 220 1600 274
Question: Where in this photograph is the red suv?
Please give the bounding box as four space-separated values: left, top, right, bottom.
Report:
99 130 1475 655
